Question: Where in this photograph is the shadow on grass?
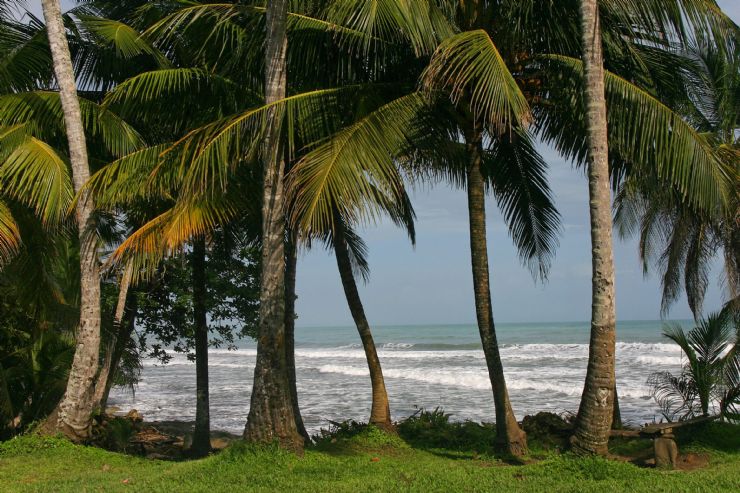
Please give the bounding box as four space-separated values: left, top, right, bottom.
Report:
675 422 740 453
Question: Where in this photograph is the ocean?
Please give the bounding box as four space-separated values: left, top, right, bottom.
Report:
108 320 689 435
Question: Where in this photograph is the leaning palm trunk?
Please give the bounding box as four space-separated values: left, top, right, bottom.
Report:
40 0 101 442
244 0 303 450
191 237 211 456
571 0 618 456
92 263 134 409
98 292 137 411
464 122 527 456
285 229 310 441
333 220 392 430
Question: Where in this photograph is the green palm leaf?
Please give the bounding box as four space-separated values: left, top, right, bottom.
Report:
75 15 171 65
288 91 426 235
542 55 729 212
0 199 20 265
0 91 145 158
0 136 73 225
422 30 532 135
485 132 561 279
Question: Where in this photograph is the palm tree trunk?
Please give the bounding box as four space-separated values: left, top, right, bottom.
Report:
243 0 303 450
612 383 622 430
40 0 101 442
332 219 392 430
190 237 211 456
92 263 134 410
464 122 527 456
571 0 618 456
285 228 310 441
99 292 137 411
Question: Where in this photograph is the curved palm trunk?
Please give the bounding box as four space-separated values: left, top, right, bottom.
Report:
332 221 392 430
285 229 310 442
98 292 137 411
92 264 134 409
190 237 211 456
40 0 101 442
244 0 303 450
464 123 527 456
571 0 617 456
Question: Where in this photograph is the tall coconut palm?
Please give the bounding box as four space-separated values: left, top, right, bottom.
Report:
569 0 617 456
332 218 393 430
236 0 303 449
38 0 102 441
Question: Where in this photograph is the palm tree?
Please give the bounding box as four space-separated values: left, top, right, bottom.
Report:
0 1 150 441
569 0 618 456
649 308 739 421
615 40 739 319
36 0 118 440
289 0 735 456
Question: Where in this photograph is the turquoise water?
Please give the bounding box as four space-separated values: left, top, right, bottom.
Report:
292 319 684 348
111 320 691 434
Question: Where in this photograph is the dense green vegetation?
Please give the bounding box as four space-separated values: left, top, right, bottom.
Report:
1 421 739 492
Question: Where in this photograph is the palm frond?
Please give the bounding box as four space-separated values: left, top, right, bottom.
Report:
326 0 453 55
107 197 237 280
84 143 175 209
288 91 426 235
0 199 20 265
169 85 362 196
0 92 145 158
75 15 170 65
0 136 73 225
422 29 531 135
542 55 730 212
485 132 561 280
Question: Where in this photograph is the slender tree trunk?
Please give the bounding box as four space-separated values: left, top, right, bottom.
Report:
244 0 303 450
464 122 527 456
40 0 101 442
92 263 134 410
612 383 622 430
333 219 392 430
285 228 309 441
571 0 617 456
99 293 137 411
190 237 211 456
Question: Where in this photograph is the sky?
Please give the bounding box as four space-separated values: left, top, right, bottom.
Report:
23 0 739 326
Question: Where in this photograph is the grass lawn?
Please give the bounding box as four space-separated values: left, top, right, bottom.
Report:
1 422 738 492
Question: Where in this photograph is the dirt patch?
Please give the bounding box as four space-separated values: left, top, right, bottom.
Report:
676 453 710 470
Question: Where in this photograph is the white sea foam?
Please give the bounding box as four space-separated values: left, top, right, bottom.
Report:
111 324 686 434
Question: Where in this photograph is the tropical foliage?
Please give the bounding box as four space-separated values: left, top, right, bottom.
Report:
649 305 740 422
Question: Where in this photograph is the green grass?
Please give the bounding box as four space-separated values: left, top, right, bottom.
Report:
1 423 739 492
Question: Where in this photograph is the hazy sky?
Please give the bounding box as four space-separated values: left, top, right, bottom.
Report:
24 0 739 326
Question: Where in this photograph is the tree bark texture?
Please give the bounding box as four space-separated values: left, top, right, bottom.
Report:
191 237 211 456
40 0 101 442
285 229 310 441
244 0 303 450
571 0 618 456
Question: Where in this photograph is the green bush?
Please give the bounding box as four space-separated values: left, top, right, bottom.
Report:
397 408 497 453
